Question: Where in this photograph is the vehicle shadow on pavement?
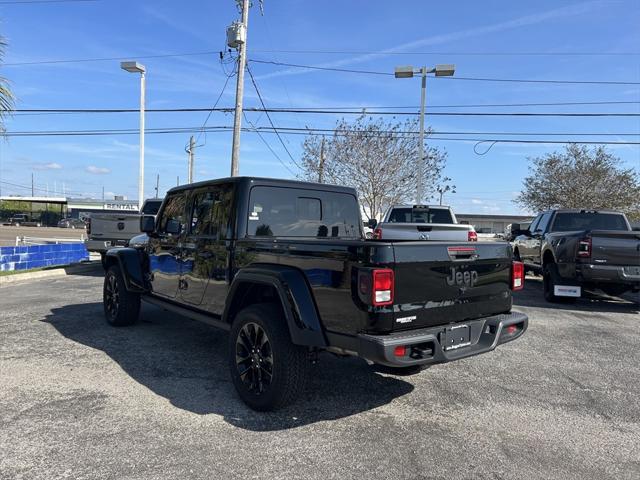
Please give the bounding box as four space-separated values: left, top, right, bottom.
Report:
43 302 414 431
513 277 639 314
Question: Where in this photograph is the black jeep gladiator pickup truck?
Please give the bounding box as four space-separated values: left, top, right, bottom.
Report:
103 177 528 410
512 209 640 302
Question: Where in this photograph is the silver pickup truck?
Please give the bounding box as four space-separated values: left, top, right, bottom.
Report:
372 205 477 242
86 199 162 259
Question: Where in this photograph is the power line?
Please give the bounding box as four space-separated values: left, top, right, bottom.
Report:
195 73 233 146
251 49 640 57
3 50 221 67
245 63 302 170
0 0 98 4
8 107 640 117
244 113 297 176
250 59 640 85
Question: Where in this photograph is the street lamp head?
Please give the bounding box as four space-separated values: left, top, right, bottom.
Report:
434 64 455 77
394 65 415 78
120 61 146 74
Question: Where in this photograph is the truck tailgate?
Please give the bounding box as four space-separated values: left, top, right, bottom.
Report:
390 241 513 330
590 230 640 266
378 222 472 241
89 214 141 242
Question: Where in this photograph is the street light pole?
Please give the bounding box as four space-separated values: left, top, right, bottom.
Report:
417 67 426 204
121 61 147 210
394 64 455 205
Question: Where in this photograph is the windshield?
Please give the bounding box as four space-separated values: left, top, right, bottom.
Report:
551 212 628 232
387 207 454 224
142 200 163 215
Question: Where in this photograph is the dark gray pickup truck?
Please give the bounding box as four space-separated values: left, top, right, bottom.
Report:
103 177 528 410
512 209 640 302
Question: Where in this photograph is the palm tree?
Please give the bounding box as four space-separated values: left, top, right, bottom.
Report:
0 35 14 130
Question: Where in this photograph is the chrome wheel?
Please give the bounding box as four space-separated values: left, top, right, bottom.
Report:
104 273 119 319
235 322 274 394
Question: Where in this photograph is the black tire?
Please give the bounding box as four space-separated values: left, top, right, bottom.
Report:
229 303 308 411
103 265 140 326
543 262 576 303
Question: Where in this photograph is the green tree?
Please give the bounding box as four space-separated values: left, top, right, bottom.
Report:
0 35 14 129
515 145 640 221
300 115 449 220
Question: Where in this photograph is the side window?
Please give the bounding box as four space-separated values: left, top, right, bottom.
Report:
536 212 552 233
528 214 542 233
159 194 186 234
188 185 233 239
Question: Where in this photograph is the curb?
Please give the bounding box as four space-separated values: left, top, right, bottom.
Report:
0 262 102 286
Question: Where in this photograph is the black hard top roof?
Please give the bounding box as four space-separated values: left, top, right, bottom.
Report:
166 176 357 195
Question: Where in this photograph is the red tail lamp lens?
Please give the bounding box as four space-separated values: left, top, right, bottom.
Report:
393 345 406 357
468 230 478 242
505 324 517 335
372 269 394 306
511 261 524 291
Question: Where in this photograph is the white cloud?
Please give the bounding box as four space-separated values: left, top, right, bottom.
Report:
86 165 111 175
33 162 63 170
471 199 484 205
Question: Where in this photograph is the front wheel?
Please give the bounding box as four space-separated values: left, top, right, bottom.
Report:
229 304 308 411
103 265 140 326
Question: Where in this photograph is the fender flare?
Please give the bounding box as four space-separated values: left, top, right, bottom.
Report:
105 248 147 293
223 265 327 348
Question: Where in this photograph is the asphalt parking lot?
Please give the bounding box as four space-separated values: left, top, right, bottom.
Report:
1 270 638 480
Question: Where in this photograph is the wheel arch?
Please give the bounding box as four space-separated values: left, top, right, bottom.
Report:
105 248 146 293
223 266 327 348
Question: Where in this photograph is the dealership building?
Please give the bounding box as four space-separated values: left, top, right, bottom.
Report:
456 213 534 234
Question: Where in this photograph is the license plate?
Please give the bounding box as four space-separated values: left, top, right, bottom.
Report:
623 266 640 276
443 324 471 351
554 285 581 297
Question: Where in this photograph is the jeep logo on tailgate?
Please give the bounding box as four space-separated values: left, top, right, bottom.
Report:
446 267 478 288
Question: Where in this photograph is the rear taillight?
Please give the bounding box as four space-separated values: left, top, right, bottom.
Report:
373 227 382 240
373 269 394 305
578 237 591 258
468 230 478 242
511 261 524 291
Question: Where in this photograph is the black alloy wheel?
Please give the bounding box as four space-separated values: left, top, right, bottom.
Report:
104 271 120 320
235 322 274 394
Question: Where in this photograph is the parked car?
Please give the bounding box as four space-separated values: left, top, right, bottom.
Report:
512 209 640 301
4 213 41 227
57 217 87 229
86 198 163 260
372 205 477 241
103 177 527 411
505 222 531 242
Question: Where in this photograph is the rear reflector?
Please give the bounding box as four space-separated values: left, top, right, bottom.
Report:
504 324 518 335
372 268 394 306
373 227 382 240
468 230 478 242
393 345 406 357
511 261 524 291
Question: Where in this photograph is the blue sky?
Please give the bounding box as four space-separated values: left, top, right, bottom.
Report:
0 0 638 215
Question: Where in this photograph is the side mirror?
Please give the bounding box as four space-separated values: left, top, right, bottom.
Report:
367 218 378 229
165 218 182 235
140 215 155 234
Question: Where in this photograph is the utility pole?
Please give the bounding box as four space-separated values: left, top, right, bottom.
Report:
229 0 250 177
102 186 105 201
155 174 159 198
31 173 34 197
318 137 325 183
177 176 180 186
187 136 195 183
417 67 426 205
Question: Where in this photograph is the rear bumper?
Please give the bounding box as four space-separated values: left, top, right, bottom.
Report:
578 264 640 285
354 311 528 367
85 239 129 253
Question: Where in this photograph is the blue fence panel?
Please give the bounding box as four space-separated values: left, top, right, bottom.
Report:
0 243 89 272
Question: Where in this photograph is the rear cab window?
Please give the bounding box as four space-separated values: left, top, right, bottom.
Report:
247 186 361 239
388 207 454 224
550 212 629 232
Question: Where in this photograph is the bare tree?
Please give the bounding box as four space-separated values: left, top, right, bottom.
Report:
0 35 14 130
300 115 449 220
515 144 640 221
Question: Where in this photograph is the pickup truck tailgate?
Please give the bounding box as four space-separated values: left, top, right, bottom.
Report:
378 222 472 241
589 230 640 266
89 214 141 243
390 241 513 330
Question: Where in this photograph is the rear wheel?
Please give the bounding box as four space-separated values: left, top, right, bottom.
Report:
103 265 140 326
229 304 308 411
543 262 576 303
